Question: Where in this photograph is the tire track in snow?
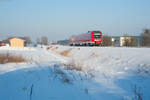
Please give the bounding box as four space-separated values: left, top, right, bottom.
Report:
45 49 69 64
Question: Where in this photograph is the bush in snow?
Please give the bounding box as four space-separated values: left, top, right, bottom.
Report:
132 85 143 100
53 64 71 84
137 64 150 75
63 59 83 71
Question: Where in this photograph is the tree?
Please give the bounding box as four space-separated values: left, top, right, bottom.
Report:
36 38 41 44
123 37 130 46
41 36 48 45
102 35 112 46
24 37 32 44
130 38 137 47
123 37 137 47
141 29 150 47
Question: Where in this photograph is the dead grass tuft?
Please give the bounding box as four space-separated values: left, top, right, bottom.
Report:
64 59 83 71
0 53 27 64
90 52 99 58
51 46 59 53
46 46 52 50
60 49 72 57
53 64 71 84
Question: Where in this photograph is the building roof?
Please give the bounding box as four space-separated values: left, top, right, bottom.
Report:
8 37 26 41
1 37 26 44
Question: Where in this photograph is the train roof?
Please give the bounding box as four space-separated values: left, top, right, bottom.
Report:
88 31 101 33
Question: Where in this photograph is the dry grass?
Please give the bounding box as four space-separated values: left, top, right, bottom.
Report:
60 49 72 57
46 46 53 50
50 46 59 53
64 59 83 71
90 52 99 58
52 46 58 51
49 46 72 58
53 64 71 84
0 53 27 64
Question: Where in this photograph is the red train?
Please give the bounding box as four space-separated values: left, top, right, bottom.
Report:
70 31 103 46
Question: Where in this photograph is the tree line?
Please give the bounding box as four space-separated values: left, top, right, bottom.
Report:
36 36 48 45
23 36 48 46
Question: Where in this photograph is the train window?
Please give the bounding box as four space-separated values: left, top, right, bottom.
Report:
94 35 101 39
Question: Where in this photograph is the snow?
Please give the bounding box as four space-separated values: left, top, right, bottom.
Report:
0 45 150 100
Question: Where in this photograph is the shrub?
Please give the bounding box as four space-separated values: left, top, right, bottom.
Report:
102 35 112 46
53 64 71 84
123 37 137 47
141 29 150 47
64 59 83 71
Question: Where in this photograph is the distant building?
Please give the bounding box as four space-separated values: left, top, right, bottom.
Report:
120 36 132 46
9 37 26 47
111 36 120 47
57 39 69 45
111 36 141 47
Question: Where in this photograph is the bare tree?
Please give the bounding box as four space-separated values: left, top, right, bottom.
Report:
123 37 130 46
36 38 41 44
41 36 48 45
24 37 32 44
141 29 150 47
123 37 137 47
102 35 112 46
130 38 138 47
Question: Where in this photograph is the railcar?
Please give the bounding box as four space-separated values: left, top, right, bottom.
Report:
70 31 103 46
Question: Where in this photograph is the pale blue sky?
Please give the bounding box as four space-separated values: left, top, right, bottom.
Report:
0 0 150 41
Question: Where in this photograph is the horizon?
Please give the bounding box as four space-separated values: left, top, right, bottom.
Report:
0 0 150 41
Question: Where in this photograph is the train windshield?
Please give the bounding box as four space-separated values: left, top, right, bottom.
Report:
94 32 101 39
92 31 101 39
94 34 101 39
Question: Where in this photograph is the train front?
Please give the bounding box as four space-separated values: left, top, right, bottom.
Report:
91 31 103 45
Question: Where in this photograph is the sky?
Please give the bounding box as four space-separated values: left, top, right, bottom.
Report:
0 0 150 41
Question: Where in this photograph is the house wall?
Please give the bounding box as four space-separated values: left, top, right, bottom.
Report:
9 38 25 47
120 37 132 46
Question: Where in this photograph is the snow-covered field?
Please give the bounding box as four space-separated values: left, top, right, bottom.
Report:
0 46 150 100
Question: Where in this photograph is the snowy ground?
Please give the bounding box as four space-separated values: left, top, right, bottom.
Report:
0 46 150 100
